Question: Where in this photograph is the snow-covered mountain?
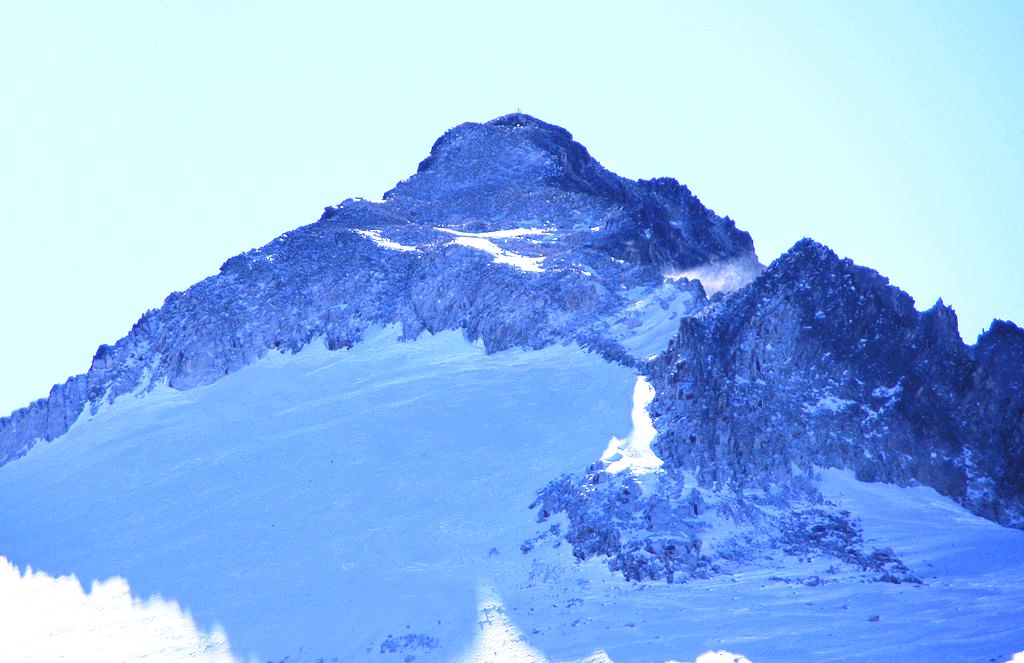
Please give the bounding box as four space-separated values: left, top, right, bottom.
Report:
1 114 1022 662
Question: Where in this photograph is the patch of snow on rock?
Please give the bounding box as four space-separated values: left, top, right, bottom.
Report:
601 377 662 481
435 228 546 272
804 393 856 414
437 227 550 240
352 228 419 252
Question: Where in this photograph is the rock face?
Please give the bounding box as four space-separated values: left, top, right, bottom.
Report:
649 239 1024 527
1 113 1022 578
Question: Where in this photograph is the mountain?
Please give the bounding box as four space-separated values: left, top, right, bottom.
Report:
0 114 756 461
1 114 1022 663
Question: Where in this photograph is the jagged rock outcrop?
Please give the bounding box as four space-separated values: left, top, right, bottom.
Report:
526 458 920 584
649 238 1024 527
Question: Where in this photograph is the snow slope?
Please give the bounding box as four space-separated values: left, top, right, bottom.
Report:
1 328 1022 662
496 473 1024 663
0 328 635 661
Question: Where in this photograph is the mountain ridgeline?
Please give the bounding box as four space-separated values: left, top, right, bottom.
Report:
0 114 751 462
2 113 1022 551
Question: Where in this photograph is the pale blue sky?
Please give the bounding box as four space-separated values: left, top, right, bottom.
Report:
2 1 1022 415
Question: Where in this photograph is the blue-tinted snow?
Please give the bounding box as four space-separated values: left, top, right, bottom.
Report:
600 377 663 481
2 330 1023 662
0 328 636 661
605 283 699 360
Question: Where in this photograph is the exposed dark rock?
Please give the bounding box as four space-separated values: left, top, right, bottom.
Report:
528 468 711 583
649 238 1024 527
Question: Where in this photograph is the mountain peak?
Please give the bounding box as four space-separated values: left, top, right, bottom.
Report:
486 111 563 130
388 112 623 203
978 318 1024 351
778 237 839 266
349 115 757 272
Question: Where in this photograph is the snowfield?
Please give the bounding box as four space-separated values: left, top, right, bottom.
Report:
1 329 1022 662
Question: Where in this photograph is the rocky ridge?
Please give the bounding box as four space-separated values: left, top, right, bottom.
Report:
649 239 1024 528
0 114 748 465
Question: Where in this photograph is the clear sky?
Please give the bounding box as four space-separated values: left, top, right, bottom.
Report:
1 1 1022 415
